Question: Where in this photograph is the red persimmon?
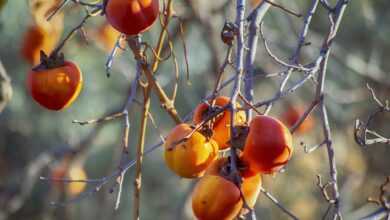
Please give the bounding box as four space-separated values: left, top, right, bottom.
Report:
105 0 159 35
282 106 314 134
193 96 246 149
27 61 83 110
242 115 293 174
192 158 262 220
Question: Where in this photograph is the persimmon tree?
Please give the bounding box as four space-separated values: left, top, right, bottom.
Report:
2 0 390 220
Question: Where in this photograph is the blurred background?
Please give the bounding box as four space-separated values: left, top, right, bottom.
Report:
0 0 389 219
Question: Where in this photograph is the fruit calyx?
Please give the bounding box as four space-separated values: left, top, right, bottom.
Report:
230 125 249 150
32 50 65 71
219 156 245 186
202 104 226 124
197 104 227 138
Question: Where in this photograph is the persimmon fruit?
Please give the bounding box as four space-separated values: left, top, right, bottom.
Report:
50 162 68 191
242 115 293 174
66 165 87 196
192 175 241 220
193 96 246 149
96 22 125 52
105 0 159 35
164 123 218 178
192 158 262 220
27 61 83 110
206 158 262 207
51 163 87 196
250 0 263 7
237 155 258 178
282 106 314 134
21 26 58 65
23 0 64 65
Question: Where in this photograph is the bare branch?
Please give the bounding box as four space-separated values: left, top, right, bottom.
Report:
260 187 299 220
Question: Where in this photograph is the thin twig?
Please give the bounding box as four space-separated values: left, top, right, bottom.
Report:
244 1 272 121
260 187 299 220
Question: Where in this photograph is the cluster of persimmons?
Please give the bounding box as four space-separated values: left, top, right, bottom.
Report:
163 96 302 220
22 0 316 218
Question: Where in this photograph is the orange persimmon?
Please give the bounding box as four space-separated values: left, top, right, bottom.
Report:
193 96 246 149
250 0 263 7
242 115 293 174
66 165 87 196
95 22 125 52
51 163 87 196
50 161 68 191
21 25 58 65
192 175 241 220
206 158 262 207
192 158 262 220
237 155 258 178
282 106 314 134
105 0 159 35
24 0 64 65
27 61 83 110
164 124 218 178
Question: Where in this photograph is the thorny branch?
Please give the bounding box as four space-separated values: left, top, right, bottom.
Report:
313 2 350 219
244 1 272 121
362 176 390 220
252 0 320 114
354 85 390 147
368 177 390 211
260 187 299 220
262 0 302 18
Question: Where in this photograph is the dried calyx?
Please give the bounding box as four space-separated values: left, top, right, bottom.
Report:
32 50 65 71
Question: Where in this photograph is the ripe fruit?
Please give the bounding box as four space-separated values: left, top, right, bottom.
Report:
281 106 314 134
105 0 159 35
51 163 87 196
192 175 241 220
51 162 68 191
192 158 262 220
21 26 58 65
95 23 125 52
193 96 246 149
206 158 262 207
250 0 263 7
24 0 64 65
164 123 218 178
242 115 293 174
66 165 87 196
237 155 258 178
27 61 83 110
